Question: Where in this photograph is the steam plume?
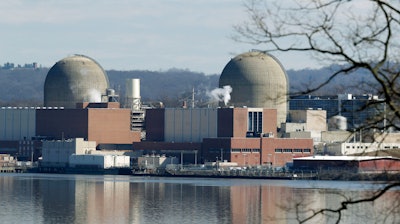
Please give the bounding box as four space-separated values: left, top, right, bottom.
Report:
209 85 232 106
87 89 102 102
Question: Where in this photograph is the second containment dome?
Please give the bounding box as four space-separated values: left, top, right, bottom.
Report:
219 51 288 126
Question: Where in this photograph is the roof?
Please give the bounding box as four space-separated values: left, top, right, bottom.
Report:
293 155 400 161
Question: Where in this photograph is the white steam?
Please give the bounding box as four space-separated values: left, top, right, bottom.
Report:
209 85 232 106
87 89 102 102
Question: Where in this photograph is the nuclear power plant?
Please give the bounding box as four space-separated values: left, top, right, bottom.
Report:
0 51 398 174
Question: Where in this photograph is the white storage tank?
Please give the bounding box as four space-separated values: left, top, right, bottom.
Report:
328 115 348 131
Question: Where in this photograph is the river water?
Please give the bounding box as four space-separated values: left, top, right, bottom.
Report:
0 173 398 224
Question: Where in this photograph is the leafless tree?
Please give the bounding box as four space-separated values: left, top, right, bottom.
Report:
234 0 400 223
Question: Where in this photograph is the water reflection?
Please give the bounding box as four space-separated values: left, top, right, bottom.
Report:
0 174 399 224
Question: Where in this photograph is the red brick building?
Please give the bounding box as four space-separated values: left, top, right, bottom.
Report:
202 137 312 167
36 103 140 145
137 107 313 167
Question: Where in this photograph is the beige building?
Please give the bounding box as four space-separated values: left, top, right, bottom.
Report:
282 109 327 142
374 132 400 143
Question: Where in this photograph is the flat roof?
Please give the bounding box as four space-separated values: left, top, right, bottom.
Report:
293 155 400 161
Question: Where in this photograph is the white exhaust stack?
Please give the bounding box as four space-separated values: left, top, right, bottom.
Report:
126 79 141 110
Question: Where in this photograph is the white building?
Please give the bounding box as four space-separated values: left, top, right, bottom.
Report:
41 138 96 167
282 109 327 142
326 142 400 155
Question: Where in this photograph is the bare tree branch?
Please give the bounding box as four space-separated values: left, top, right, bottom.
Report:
234 0 400 222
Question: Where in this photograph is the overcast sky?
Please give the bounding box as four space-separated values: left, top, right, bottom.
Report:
0 0 316 74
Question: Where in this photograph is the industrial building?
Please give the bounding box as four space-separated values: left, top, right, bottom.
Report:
325 142 400 156
289 94 385 130
36 102 140 145
40 138 130 173
282 109 327 142
134 106 313 167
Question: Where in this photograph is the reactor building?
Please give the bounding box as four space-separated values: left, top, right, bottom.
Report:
219 51 288 127
44 55 110 108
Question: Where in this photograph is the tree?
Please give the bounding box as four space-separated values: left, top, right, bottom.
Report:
234 0 400 223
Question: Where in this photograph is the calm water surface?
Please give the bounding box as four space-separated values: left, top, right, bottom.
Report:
0 173 399 224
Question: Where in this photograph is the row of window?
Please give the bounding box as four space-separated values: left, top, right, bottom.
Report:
345 145 399 149
231 148 260 153
211 148 311 153
274 148 311 153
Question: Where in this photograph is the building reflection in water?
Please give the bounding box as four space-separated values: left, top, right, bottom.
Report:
0 175 399 224
229 183 400 224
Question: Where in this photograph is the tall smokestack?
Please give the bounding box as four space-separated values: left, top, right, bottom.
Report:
125 79 141 110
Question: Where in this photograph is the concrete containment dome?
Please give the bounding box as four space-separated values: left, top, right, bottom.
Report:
44 55 109 108
219 51 288 126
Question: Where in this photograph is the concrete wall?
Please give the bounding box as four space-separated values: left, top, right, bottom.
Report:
374 132 400 143
321 131 352 143
0 108 36 141
281 123 307 133
69 154 130 168
287 109 327 142
306 110 327 132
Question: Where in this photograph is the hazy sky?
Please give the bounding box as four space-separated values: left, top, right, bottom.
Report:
0 0 315 74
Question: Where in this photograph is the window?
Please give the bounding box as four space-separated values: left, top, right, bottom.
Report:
231 148 241 153
303 148 311 153
248 112 253 131
275 148 282 153
293 149 302 153
248 111 263 133
253 148 260 153
283 149 292 153
243 148 251 153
